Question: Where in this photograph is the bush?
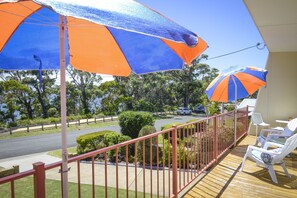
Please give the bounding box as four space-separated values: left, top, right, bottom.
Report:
48 107 58 117
103 132 132 162
160 123 181 131
137 126 159 165
76 131 113 154
49 117 60 124
161 122 195 140
208 102 220 115
17 119 33 127
67 115 82 121
6 121 17 128
119 111 154 139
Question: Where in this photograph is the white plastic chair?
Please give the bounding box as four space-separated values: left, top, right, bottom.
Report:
240 133 297 183
251 113 270 137
256 118 297 147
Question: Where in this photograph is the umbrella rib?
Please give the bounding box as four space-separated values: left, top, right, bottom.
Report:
0 9 58 27
19 2 57 24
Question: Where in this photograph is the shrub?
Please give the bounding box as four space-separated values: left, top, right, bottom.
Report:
119 111 154 139
225 104 235 112
48 107 58 117
103 132 132 163
76 131 113 154
137 126 159 165
6 121 17 128
104 132 120 146
160 123 181 131
208 102 220 115
17 119 33 127
161 122 195 140
68 115 82 121
49 117 60 123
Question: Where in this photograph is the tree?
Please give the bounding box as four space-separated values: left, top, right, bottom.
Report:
67 66 102 115
1 79 34 120
0 70 57 119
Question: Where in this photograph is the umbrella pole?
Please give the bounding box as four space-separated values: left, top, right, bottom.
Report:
59 15 68 198
232 75 237 146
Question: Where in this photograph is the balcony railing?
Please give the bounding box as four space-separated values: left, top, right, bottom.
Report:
0 107 248 198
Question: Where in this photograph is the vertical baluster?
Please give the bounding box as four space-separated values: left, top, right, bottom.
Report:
77 160 81 198
105 153 108 198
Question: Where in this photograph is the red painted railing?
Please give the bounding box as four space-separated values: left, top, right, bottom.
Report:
0 107 248 198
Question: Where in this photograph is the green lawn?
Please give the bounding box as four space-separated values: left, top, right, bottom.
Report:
0 177 158 198
47 147 77 158
0 121 118 140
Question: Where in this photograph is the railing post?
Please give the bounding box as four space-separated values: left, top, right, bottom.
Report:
234 110 237 146
213 115 218 163
33 162 45 198
246 105 249 134
172 125 178 198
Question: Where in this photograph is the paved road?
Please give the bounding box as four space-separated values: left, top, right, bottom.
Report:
0 115 201 159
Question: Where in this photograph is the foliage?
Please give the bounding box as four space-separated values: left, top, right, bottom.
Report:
67 65 103 115
118 111 154 139
225 104 235 112
6 122 17 128
208 102 220 115
103 132 132 162
76 131 112 154
160 123 195 140
47 107 58 117
137 126 159 165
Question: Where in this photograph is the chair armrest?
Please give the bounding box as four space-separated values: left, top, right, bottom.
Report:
260 128 283 137
263 142 284 150
247 145 279 155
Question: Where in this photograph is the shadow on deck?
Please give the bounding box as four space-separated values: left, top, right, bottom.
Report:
183 136 297 198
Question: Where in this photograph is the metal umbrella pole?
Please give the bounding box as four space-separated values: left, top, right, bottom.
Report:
231 75 237 146
59 15 68 198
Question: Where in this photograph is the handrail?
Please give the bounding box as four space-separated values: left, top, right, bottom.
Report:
0 108 248 198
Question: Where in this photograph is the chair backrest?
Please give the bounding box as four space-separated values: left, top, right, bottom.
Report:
283 118 297 136
251 113 264 125
274 133 297 162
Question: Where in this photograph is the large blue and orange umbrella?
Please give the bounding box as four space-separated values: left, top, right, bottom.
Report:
0 0 207 75
206 66 268 102
0 0 207 195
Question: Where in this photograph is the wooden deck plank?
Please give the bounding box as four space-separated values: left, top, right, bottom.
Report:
183 136 297 198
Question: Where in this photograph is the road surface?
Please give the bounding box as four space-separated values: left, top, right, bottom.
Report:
0 115 201 159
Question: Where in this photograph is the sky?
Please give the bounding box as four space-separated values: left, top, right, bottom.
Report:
137 0 269 71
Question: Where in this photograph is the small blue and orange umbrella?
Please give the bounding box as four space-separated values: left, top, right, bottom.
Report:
206 66 268 102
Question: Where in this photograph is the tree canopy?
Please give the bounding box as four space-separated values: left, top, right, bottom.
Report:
0 56 219 123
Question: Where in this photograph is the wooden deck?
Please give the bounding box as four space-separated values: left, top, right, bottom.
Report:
183 135 297 198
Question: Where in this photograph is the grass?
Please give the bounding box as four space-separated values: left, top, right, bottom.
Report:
0 121 118 140
47 147 77 158
0 176 158 198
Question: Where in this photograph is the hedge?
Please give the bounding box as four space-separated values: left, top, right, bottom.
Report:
119 111 154 139
76 131 113 154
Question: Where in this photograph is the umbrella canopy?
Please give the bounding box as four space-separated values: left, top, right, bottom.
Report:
206 66 268 102
0 0 207 75
0 0 207 196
